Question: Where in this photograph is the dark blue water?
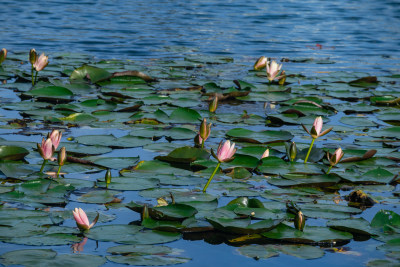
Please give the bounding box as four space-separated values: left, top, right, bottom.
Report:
1 1 400 266
2 0 400 74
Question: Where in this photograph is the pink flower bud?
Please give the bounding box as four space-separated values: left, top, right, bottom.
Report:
33 53 49 71
254 56 267 70
72 208 99 231
37 138 55 160
0 48 7 64
329 147 344 166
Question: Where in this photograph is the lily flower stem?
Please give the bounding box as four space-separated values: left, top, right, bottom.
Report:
304 138 316 164
201 140 205 149
31 66 34 86
203 162 221 193
34 71 38 84
326 165 333 174
56 165 62 177
40 159 48 172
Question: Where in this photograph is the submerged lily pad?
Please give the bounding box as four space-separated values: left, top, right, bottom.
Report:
106 244 190 266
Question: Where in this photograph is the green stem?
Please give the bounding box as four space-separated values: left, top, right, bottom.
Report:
203 162 221 193
40 159 48 172
326 165 333 174
31 66 34 86
304 138 315 164
201 139 205 149
34 71 38 85
57 165 62 177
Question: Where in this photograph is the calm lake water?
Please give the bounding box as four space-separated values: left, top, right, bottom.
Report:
2 0 400 73
1 1 400 267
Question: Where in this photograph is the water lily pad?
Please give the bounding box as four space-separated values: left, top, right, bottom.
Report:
0 145 29 160
0 249 106 267
226 128 293 144
156 146 209 164
70 65 111 83
262 223 353 244
206 217 282 234
106 244 190 266
327 218 375 236
77 190 120 203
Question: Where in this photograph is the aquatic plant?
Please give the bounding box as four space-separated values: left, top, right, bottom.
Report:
326 147 344 174
0 48 7 65
266 60 283 82
203 140 236 192
302 116 332 163
72 207 99 231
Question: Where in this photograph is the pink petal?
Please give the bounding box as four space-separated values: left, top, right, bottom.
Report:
313 117 323 136
78 208 90 226
73 208 84 225
43 138 54 159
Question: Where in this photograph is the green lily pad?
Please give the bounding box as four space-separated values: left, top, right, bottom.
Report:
70 65 112 83
0 146 29 160
262 223 353 244
156 146 209 164
0 249 106 267
226 128 293 144
206 217 282 234
77 190 120 204
106 244 190 266
327 218 375 236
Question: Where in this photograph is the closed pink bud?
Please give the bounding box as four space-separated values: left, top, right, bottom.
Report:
313 116 323 136
33 53 49 71
254 56 267 70
0 48 7 64
330 147 344 166
37 138 54 160
72 208 99 231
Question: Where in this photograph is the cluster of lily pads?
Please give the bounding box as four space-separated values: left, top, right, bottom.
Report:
0 49 399 266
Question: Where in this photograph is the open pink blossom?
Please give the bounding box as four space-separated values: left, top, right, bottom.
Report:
37 138 55 160
33 53 49 71
266 60 282 81
72 208 99 231
48 129 62 150
212 140 237 163
328 147 344 166
302 116 332 139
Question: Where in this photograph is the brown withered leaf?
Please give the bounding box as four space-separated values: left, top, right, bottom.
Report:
340 150 377 163
112 70 157 82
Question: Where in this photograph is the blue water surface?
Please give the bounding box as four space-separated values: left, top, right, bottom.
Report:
1 0 400 73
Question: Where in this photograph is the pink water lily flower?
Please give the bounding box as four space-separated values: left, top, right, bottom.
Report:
72 208 99 231
33 53 49 71
0 48 7 64
261 148 269 159
48 129 62 150
212 140 237 163
328 147 344 166
266 60 283 81
302 116 332 139
254 56 267 70
37 138 55 160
